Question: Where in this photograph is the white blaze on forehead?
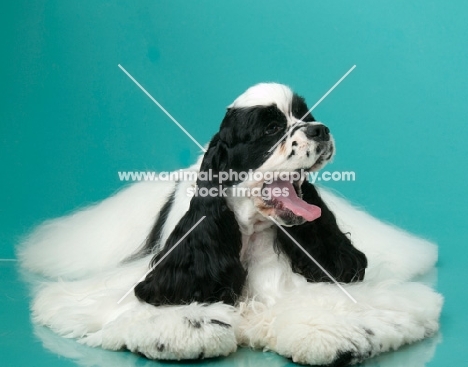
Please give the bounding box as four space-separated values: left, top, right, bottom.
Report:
228 83 293 115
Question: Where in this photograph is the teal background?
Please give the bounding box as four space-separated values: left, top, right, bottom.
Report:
1 0 467 366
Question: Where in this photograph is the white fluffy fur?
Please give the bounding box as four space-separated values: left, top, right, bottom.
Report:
229 83 294 113
18 176 442 365
18 83 442 365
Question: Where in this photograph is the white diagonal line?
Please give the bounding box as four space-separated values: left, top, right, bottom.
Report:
118 64 207 153
269 65 357 153
117 216 206 304
269 217 357 303
300 65 357 120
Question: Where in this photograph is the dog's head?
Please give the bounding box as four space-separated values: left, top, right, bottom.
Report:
203 83 335 226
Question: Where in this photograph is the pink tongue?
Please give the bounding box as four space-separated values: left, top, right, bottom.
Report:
264 179 321 222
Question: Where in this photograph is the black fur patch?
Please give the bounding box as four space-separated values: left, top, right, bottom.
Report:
214 105 289 185
275 181 367 283
186 318 202 328
210 319 231 328
124 188 176 262
156 342 165 352
292 94 315 122
134 135 247 306
144 188 176 253
327 351 354 367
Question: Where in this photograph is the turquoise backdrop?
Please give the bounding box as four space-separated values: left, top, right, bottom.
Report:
1 1 467 366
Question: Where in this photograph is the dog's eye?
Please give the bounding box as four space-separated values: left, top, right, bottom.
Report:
265 122 283 135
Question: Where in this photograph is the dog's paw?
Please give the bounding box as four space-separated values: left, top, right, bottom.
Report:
242 282 442 366
83 302 238 360
128 315 236 360
271 316 375 366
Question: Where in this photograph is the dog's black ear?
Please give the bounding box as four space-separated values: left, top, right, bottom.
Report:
134 134 246 306
276 181 367 283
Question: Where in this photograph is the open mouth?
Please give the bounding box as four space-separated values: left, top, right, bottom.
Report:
262 173 321 222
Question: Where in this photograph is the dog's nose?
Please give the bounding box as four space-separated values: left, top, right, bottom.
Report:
305 124 330 141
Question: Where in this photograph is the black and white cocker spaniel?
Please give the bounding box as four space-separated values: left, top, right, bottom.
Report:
19 83 442 367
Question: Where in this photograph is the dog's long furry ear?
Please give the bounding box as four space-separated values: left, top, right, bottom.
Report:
135 134 246 306
276 180 367 283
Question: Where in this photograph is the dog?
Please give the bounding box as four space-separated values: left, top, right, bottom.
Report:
19 83 442 366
